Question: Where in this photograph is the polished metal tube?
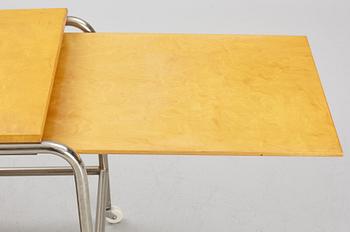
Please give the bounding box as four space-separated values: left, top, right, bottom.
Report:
104 155 112 210
43 142 93 232
95 155 109 232
66 16 96 33
0 142 94 232
0 166 100 176
63 15 96 232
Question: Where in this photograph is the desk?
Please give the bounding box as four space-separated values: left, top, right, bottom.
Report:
0 8 343 232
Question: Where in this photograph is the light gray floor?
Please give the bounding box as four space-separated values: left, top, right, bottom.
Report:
0 0 349 231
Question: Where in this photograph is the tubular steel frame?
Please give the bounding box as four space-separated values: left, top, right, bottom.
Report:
0 17 117 232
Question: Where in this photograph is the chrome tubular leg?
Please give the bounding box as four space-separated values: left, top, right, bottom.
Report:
63 16 96 231
40 142 94 232
0 142 94 232
66 16 96 33
95 155 109 232
106 178 112 210
105 156 112 211
103 155 123 224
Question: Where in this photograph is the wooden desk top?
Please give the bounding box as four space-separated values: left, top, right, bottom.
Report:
0 8 67 143
44 33 342 156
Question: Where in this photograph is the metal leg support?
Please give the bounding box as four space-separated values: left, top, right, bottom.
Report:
96 155 123 230
0 141 94 232
105 161 112 211
0 144 123 232
95 155 108 232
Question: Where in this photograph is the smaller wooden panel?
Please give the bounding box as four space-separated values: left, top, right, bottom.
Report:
0 8 67 143
44 33 342 156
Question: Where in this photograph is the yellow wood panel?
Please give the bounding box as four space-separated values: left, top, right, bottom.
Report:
0 8 67 143
44 33 342 156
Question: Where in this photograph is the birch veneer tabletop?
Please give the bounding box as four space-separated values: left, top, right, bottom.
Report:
0 8 67 143
43 33 342 156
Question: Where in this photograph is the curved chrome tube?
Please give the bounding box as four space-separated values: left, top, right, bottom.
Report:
41 142 93 232
66 16 96 33
0 141 93 232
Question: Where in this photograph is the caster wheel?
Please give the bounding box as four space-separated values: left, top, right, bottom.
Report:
106 206 123 224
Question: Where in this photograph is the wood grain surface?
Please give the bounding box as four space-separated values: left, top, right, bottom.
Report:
0 8 67 143
44 33 342 156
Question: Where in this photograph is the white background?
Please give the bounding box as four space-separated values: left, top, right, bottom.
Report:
0 1 349 231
